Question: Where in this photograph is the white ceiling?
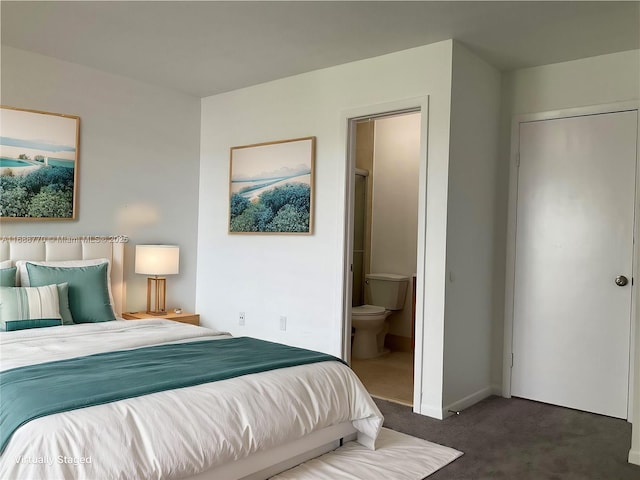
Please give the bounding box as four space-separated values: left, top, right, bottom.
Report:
2 1 638 98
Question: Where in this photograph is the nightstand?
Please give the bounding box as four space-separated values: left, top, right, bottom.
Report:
121 311 200 326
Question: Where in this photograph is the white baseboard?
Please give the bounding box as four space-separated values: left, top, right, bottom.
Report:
417 386 499 419
417 402 446 420
629 449 640 466
443 386 493 417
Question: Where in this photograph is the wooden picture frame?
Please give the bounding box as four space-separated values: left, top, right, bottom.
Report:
0 106 80 220
229 136 315 234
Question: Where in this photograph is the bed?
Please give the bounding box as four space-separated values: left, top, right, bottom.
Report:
0 236 383 480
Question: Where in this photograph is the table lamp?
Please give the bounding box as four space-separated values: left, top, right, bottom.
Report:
135 244 179 315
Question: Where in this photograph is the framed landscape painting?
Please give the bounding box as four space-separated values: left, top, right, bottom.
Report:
0 106 79 220
229 136 315 234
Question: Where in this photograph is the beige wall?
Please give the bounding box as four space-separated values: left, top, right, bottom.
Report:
370 113 421 339
355 121 374 283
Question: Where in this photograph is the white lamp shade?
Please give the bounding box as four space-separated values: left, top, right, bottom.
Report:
135 245 179 275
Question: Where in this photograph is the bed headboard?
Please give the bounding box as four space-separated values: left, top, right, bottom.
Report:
0 236 126 315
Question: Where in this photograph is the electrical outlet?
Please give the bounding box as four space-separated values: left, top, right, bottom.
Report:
239 312 245 326
279 316 287 331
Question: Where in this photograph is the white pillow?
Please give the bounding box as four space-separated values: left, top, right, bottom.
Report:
0 260 12 269
16 258 115 309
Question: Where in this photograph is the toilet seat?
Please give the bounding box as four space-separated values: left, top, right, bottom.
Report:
352 305 386 317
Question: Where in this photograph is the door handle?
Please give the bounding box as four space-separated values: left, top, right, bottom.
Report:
615 275 629 287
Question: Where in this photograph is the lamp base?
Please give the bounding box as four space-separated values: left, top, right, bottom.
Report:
146 276 167 316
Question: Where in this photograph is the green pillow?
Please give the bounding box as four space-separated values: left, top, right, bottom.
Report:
0 267 17 287
55 283 73 325
0 284 63 331
26 263 116 323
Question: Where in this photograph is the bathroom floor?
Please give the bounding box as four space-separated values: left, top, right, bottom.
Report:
350 350 414 406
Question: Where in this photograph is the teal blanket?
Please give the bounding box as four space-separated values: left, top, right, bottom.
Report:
0 337 342 454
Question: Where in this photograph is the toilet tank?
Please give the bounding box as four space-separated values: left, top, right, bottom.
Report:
365 273 409 310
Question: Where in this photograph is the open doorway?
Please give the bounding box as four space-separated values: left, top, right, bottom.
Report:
345 110 421 406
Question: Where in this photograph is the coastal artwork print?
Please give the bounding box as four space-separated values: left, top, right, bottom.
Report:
0 106 79 220
229 137 315 234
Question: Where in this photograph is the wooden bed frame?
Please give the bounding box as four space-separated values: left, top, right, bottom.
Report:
0 235 357 479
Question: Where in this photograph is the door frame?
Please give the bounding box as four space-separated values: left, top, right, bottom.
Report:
340 96 428 414
502 101 640 422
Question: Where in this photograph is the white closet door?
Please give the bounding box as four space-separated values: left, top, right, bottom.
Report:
511 110 637 419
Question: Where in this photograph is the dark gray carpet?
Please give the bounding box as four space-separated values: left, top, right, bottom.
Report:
373 396 640 480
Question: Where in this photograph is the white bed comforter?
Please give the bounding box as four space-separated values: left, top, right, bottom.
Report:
0 320 383 480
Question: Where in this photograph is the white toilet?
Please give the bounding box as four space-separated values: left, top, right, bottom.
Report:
351 273 409 359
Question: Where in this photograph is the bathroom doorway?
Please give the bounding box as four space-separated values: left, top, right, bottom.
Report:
345 110 421 407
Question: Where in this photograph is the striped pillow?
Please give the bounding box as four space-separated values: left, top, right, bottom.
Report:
0 284 63 331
